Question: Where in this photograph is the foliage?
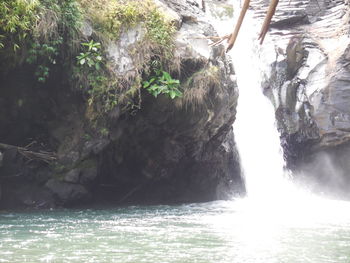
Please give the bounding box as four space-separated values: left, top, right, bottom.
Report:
143 65 182 99
0 0 83 82
86 75 118 113
1 0 179 120
26 40 61 82
77 40 103 70
99 127 109 137
59 0 82 36
74 39 119 114
0 0 40 51
73 0 177 115
77 0 176 51
145 8 176 59
77 0 139 39
74 64 141 115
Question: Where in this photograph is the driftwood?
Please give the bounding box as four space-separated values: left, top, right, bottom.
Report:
0 143 57 164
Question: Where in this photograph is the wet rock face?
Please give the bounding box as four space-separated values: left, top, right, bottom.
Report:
0 0 244 208
0 148 55 209
94 2 244 204
253 0 350 196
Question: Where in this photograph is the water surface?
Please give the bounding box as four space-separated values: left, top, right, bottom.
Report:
1 199 350 263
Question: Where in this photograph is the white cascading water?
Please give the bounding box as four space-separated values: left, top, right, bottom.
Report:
229 6 295 201
208 0 350 224
208 0 293 200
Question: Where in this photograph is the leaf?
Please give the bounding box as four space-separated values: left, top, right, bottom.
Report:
87 59 94 67
142 81 150 88
148 85 159 91
150 90 158 97
167 79 180 85
162 71 171 81
13 43 19 51
174 89 183 97
169 90 176 99
79 58 86 65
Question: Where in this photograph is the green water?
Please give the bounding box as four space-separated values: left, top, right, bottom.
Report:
1 199 350 263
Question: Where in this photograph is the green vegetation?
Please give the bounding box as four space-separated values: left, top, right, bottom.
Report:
78 0 176 45
144 7 176 59
74 39 117 115
73 39 117 115
1 0 180 123
143 69 182 99
0 0 82 79
99 127 109 137
26 41 61 82
77 40 103 70
0 0 40 50
73 0 178 115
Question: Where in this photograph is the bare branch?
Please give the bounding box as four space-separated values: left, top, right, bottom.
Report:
258 0 279 44
226 0 251 52
0 143 57 163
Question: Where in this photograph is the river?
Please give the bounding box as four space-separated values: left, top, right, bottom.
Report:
1 199 350 262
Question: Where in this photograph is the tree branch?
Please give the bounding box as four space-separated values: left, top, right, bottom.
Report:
0 143 57 164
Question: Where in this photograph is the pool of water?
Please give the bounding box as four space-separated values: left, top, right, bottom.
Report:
1 198 350 263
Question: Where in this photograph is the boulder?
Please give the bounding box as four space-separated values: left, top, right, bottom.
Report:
64 168 80 183
46 179 90 206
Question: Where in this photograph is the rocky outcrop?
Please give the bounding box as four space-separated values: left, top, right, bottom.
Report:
0 0 244 209
252 0 350 197
88 0 244 205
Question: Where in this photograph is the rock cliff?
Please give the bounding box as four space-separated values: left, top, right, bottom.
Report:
0 0 244 209
252 0 350 197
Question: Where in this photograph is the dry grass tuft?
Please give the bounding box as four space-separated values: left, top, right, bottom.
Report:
34 8 60 41
176 66 221 110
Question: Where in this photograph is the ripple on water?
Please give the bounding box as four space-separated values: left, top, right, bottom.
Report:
1 200 350 263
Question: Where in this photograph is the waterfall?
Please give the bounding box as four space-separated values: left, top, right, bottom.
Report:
207 0 303 202
230 8 289 200
206 2 350 248
207 0 350 208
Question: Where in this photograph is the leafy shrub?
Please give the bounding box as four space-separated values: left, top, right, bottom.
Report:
26 40 62 82
143 69 182 99
74 39 119 114
73 0 178 115
0 0 83 82
1 0 179 118
145 8 175 59
77 0 176 50
0 0 40 50
77 40 103 70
